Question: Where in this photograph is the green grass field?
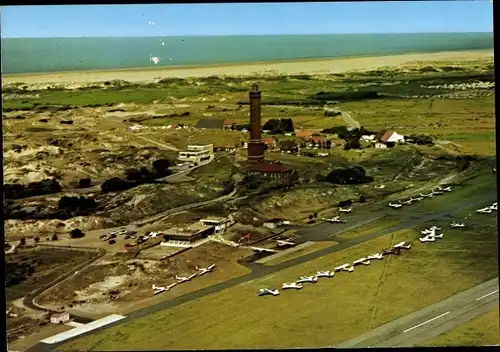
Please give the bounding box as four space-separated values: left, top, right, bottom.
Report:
421 307 499 347
60 203 498 351
263 241 338 266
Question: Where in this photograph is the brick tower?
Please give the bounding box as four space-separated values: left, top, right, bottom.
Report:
247 84 265 163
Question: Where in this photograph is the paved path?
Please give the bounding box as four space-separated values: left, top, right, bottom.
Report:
27 192 496 352
336 277 499 348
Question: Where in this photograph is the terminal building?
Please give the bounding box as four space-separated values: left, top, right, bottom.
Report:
178 144 214 164
160 223 216 248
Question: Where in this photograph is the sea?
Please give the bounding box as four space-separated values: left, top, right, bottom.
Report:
1 33 494 75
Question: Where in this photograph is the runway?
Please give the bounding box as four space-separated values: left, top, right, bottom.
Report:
26 192 496 352
337 277 499 347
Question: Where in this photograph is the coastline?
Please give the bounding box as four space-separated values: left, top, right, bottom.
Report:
2 49 493 86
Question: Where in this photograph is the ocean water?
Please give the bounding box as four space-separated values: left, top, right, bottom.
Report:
1 33 494 74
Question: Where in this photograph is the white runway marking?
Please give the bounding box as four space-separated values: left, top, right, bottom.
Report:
403 311 450 333
475 289 499 301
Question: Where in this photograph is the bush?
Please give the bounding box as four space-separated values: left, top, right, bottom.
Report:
324 166 374 185
19 237 26 246
70 229 85 238
101 177 134 193
79 178 91 188
339 199 353 207
152 159 171 172
51 234 58 241
359 195 366 203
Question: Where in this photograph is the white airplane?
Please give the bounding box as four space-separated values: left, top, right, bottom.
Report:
420 192 433 198
339 207 352 213
421 229 436 236
367 253 384 260
431 190 444 195
150 232 159 238
323 216 346 223
196 264 216 275
388 203 403 209
281 282 303 290
334 263 355 272
410 197 423 202
450 222 465 228
316 271 335 278
276 240 296 247
175 273 197 283
352 258 371 266
419 235 436 243
477 208 492 214
297 276 318 283
401 199 413 205
251 246 278 254
393 241 411 250
258 288 280 296
152 284 166 294
489 204 497 211
442 186 452 192
429 226 441 231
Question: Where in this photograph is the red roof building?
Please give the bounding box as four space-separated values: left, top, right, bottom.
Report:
248 161 296 185
380 130 394 143
262 137 278 148
223 119 235 130
295 130 313 139
311 136 326 145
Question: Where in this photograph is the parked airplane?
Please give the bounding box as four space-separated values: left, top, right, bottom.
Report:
421 229 436 236
476 208 492 214
196 264 216 275
334 263 355 272
316 271 335 278
393 241 411 250
323 216 346 223
401 199 413 205
431 190 443 195
433 233 444 239
490 204 497 211
429 226 441 231
352 258 370 266
175 273 197 283
276 240 296 247
442 186 452 192
282 282 303 290
450 222 465 228
382 247 401 256
367 253 384 260
388 203 403 209
258 288 280 296
339 207 352 213
410 197 423 202
152 284 166 294
419 235 436 243
297 276 318 283
420 192 433 198
251 246 279 254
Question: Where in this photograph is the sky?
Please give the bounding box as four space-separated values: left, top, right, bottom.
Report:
0 1 494 38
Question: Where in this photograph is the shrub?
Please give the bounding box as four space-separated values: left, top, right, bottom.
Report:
70 229 85 238
79 178 91 188
51 234 58 241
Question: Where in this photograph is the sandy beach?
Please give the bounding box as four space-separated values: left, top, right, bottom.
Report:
3 50 493 86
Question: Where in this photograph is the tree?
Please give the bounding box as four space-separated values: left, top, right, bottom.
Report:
51 234 58 241
359 195 366 203
101 177 131 193
279 118 294 132
262 118 280 132
124 168 143 181
325 140 332 149
34 237 40 243
79 178 91 188
20 237 26 246
70 228 85 238
152 159 171 172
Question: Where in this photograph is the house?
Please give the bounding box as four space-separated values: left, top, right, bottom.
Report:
178 144 214 164
361 134 376 142
51 312 70 324
375 142 388 149
262 137 278 149
311 135 326 146
160 223 215 248
278 140 298 153
380 131 405 144
199 216 235 234
248 161 297 185
263 218 290 229
295 130 313 139
195 119 234 130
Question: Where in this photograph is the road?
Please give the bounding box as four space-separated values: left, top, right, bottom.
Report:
341 110 361 129
336 277 499 348
27 192 497 352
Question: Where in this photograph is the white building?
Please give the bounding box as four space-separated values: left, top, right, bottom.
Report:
51 312 70 324
375 142 388 149
178 144 214 164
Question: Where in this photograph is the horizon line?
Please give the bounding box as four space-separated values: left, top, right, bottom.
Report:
2 31 494 39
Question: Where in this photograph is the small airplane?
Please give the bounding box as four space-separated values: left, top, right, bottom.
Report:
431 190 444 195
323 216 346 223
429 226 441 231
258 288 280 296
401 199 413 205
489 204 497 211
476 208 492 214
276 240 296 247
196 264 216 275
433 233 444 239
152 284 166 294
442 186 452 192
352 258 371 266
419 235 436 243
367 253 384 260
410 197 424 202
420 192 434 198
334 263 355 272
339 207 352 213
393 241 411 250
421 229 436 236
388 203 403 209
175 273 197 283
450 222 465 228
251 246 278 254
281 282 303 290
316 271 335 278
382 247 401 256
297 276 318 283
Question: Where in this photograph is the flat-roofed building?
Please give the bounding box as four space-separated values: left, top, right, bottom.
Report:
178 144 214 164
199 215 234 233
51 312 70 324
160 223 215 247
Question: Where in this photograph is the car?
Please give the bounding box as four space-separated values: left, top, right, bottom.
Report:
108 234 117 239
108 239 116 245
124 235 130 240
